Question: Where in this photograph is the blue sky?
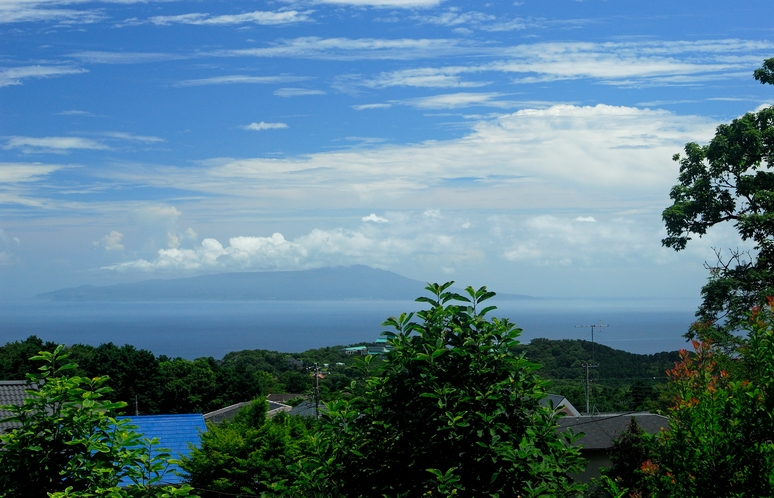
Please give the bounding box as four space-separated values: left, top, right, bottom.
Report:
0 0 772 299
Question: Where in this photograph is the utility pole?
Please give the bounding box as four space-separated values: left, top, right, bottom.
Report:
311 363 321 419
576 320 608 414
580 363 599 415
309 363 328 419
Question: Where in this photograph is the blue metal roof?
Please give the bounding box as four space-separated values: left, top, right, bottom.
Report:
117 414 206 485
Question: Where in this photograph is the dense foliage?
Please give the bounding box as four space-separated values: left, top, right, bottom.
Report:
602 302 774 497
662 58 774 340
520 338 678 413
181 399 312 497
0 345 197 498
275 283 586 497
0 336 373 415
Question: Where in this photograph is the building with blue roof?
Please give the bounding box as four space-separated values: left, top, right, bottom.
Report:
117 414 206 485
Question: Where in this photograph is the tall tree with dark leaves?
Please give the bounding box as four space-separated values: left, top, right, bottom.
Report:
662 58 774 344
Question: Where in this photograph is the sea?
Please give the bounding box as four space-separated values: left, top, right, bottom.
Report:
0 297 700 359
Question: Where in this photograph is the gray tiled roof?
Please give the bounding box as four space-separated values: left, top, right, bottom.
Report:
0 381 34 433
288 400 324 418
558 413 668 450
204 400 291 425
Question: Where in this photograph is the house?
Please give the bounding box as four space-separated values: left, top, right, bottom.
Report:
0 380 34 434
266 393 304 404
203 400 291 425
558 412 668 482
541 394 582 417
287 399 325 418
117 414 207 485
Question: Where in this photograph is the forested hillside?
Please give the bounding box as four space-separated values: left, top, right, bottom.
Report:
0 335 679 415
520 338 680 412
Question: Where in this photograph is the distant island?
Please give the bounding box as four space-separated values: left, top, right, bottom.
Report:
35 265 536 302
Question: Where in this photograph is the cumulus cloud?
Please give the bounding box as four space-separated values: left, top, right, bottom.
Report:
574 216 597 222
100 210 683 277
102 218 472 273
242 122 289 131
95 231 125 251
362 213 388 223
502 215 668 267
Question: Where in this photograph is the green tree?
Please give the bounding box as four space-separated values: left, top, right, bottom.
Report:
158 358 219 414
662 58 774 341
601 418 656 494
181 398 311 497
0 335 57 379
74 342 163 415
637 308 774 497
0 345 197 498
284 283 586 497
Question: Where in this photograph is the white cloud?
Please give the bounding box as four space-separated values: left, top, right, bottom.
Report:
362 213 388 223
274 87 326 97
58 110 96 116
136 104 716 215
137 205 181 222
398 92 513 109
329 39 772 90
502 215 667 267
212 37 478 61
4 136 108 153
413 10 495 26
95 231 125 251
0 66 86 88
69 51 187 65
0 162 63 183
352 103 392 110
242 122 289 131
176 75 311 87
102 132 165 143
149 10 312 26
574 216 597 222
103 223 468 272
315 0 441 7
0 2 102 24
351 67 490 89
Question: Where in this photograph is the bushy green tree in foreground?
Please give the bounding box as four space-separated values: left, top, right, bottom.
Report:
600 300 774 498
0 345 197 498
275 283 586 497
181 399 311 497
